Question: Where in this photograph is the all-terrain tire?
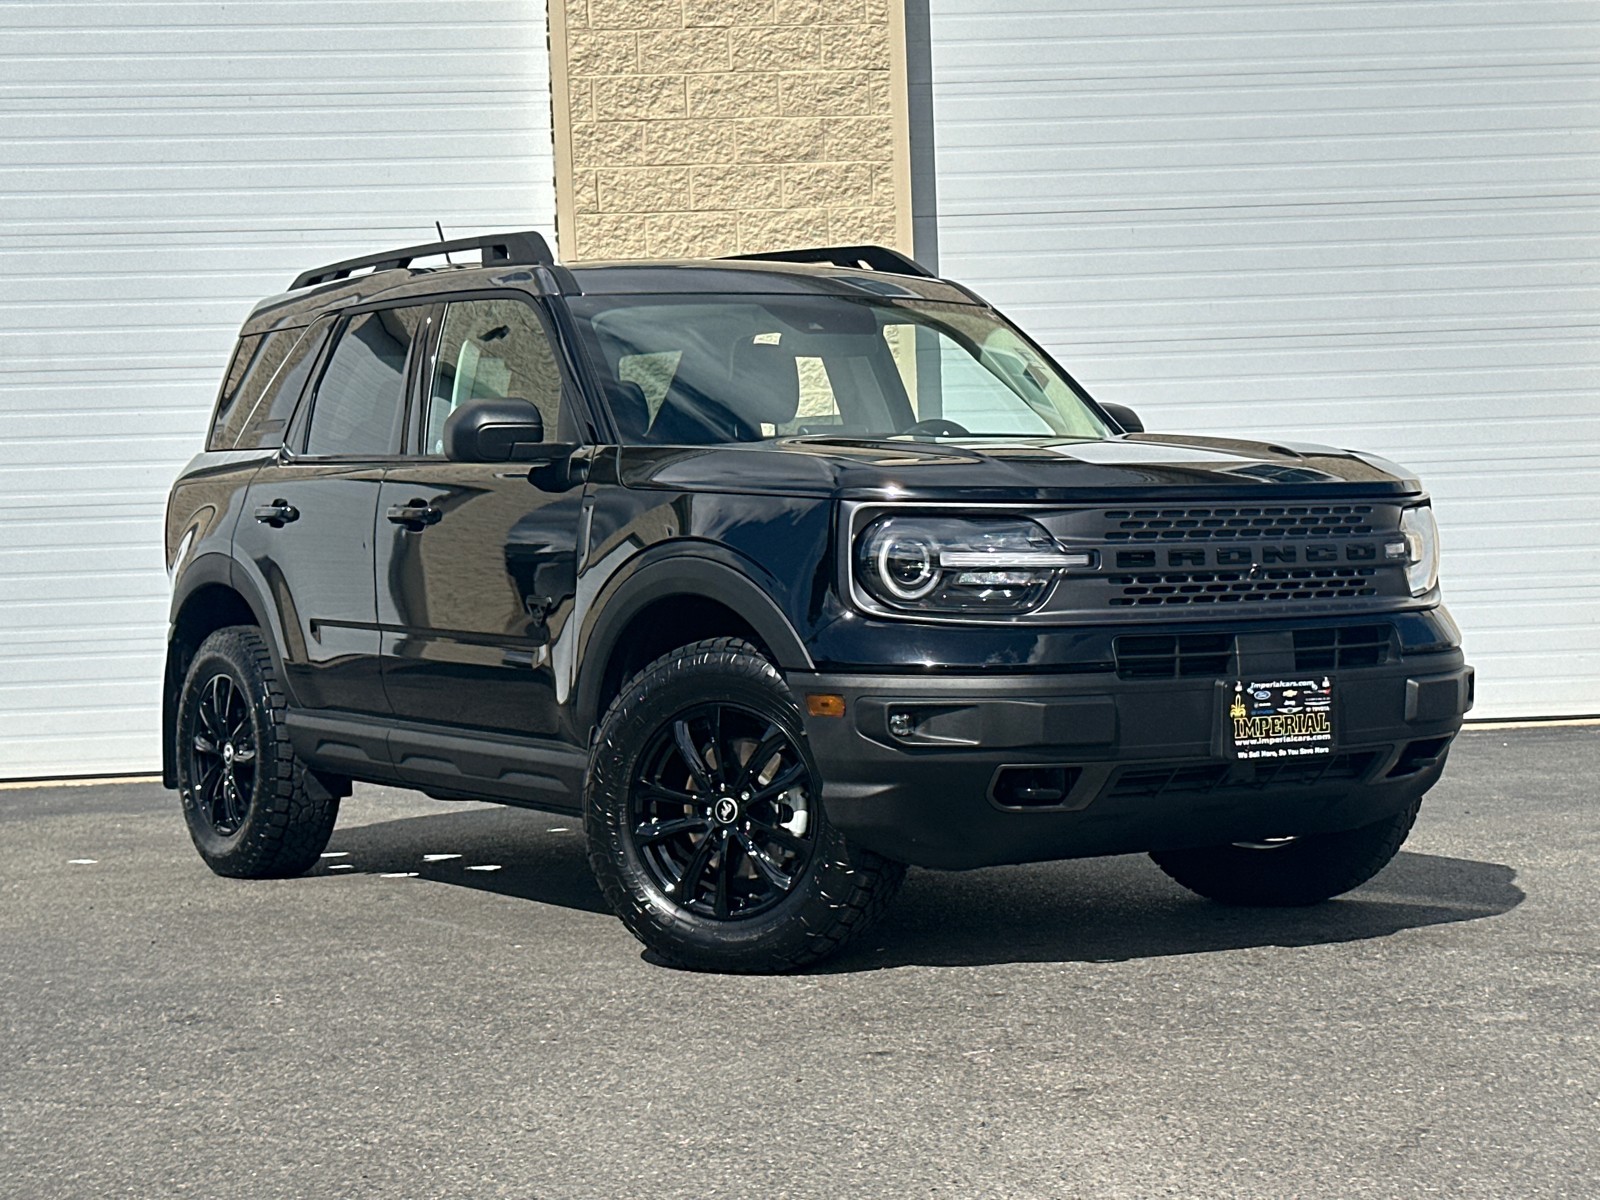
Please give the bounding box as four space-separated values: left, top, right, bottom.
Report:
1149 797 1423 906
585 637 905 973
176 626 340 878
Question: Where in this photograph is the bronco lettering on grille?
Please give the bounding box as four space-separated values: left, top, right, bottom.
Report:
1115 543 1380 569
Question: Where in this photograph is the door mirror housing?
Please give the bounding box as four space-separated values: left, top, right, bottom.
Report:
442 397 546 461
1100 402 1144 433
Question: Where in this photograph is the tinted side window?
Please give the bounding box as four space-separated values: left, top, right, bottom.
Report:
423 298 565 455
209 334 267 449
306 307 425 457
210 320 334 451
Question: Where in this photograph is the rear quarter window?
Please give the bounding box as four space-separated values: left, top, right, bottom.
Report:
207 318 334 451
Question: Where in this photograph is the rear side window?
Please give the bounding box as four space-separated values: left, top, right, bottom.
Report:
208 319 333 451
305 306 426 458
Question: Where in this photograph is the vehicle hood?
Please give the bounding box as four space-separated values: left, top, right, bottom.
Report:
615 433 1422 502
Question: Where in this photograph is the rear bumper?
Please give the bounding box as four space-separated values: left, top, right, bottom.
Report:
791 651 1471 869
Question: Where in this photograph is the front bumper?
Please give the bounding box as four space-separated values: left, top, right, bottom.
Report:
791 651 1471 869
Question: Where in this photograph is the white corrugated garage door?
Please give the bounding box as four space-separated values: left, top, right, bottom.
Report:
923 0 1599 719
0 2 556 779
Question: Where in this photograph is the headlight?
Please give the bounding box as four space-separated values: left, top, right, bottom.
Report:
855 515 1090 614
1395 504 1440 596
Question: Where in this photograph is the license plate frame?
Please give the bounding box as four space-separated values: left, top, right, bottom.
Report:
1225 677 1335 761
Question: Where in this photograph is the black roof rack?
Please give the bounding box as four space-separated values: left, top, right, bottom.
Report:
721 244 935 279
290 230 555 291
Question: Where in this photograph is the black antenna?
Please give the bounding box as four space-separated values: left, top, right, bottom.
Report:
435 221 453 264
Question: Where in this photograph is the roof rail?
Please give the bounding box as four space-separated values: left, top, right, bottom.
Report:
290 230 555 291
721 244 935 279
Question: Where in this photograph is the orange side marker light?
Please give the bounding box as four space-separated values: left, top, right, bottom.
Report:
806 693 846 718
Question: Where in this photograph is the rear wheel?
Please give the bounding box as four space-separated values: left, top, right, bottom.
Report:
585 638 904 972
176 626 340 878
1149 797 1422 906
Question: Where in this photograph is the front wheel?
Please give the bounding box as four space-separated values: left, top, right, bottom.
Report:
1149 797 1422 906
585 638 904 973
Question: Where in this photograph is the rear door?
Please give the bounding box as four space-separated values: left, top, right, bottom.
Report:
376 294 586 737
235 303 432 714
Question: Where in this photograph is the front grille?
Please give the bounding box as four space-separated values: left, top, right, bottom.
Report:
1109 752 1377 799
1103 505 1374 542
1108 567 1378 607
1114 633 1232 679
1293 624 1392 670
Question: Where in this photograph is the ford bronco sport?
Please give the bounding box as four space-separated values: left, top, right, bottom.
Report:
164 231 1472 971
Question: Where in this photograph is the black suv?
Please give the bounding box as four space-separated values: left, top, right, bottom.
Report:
164 231 1472 971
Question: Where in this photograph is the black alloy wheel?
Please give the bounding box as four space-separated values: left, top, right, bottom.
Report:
187 671 258 837
629 702 816 921
176 626 341 878
586 638 906 973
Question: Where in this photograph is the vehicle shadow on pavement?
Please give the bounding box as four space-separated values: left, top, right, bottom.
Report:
320 806 611 914
318 806 1522 969
822 850 1525 971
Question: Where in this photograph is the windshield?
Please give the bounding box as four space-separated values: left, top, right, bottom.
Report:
567 294 1112 445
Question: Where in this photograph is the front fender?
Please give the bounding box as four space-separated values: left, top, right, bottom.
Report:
570 543 814 734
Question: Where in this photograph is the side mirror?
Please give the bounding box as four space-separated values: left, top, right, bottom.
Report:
442 397 545 462
1101 402 1144 434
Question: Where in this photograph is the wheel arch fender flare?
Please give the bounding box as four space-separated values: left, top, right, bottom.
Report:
163 555 285 788
572 544 814 734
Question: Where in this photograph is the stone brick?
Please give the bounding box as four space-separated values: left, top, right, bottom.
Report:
783 162 873 208
691 164 786 210
648 211 740 257
573 170 600 211
863 0 888 22
871 161 895 208
775 0 864 24
572 80 595 123
737 207 829 253
868 72 891 114
576 213 650 259
592 74 686 119
684 0 774 27
730 27 819 72
780 71 875 117
644 119 739 164
734 117 825 163
638 28 731 73
571 120 648 169
823 115 891 161
569 31 638 76
821 24 890 71
597 166 693 213
588 0 683 30
565 0 591 33
829 205 897 246
688 72 779 118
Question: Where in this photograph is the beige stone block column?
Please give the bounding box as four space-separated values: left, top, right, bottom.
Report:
549 0 912 260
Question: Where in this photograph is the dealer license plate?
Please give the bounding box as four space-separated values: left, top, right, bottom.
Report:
1225 677 1335 760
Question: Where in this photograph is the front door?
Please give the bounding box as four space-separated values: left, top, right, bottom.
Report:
235 303 429 713
376 296 585 736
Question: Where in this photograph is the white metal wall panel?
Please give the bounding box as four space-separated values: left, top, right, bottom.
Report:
0 2 556 779
925 0 1600 718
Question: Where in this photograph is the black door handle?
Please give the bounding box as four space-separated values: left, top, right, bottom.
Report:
253 500 299 527
386 501 442 531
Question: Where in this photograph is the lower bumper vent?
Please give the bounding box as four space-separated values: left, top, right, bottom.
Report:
1294 625 1393 670
991 766 1083 809
1110 752 1378 800
1113 633 1232 679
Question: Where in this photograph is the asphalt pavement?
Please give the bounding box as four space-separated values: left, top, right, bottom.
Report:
2 726 1596 1199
